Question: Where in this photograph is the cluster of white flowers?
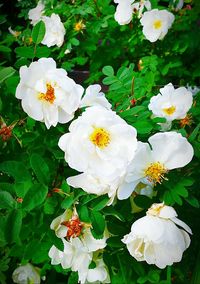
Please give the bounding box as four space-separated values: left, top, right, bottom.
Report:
114 1 176 42
48 209 110 283
28 1 66 47
15 53 194 275
149 83 193 130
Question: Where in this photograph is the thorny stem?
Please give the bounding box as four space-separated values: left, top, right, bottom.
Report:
131 76 135 97
93 0 101 17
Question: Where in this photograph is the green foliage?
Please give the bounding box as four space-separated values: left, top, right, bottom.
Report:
31 20 46 44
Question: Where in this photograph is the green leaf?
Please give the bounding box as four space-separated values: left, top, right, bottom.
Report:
90 195 110 211
15 47 34 58
35 46 51 58
5 209 22 243
22 184 48 211
61 196 74 209
30 153 50 184
134 195 153 209
68 272 78 284
77 205 90 222
0 161 31 183
107 236 124 248
0 191 16 209
90 211 105 238
186 195 199 208
31 20 46 44
102 65 114 76
0 67 15 84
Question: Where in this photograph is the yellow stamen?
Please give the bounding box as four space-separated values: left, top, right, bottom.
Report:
153 20 162 29
179 114 192 128
39 83 55 104
89 127 110 149
74 20 85 32
163 106 176 116
144 162 168 184
147 203 165 216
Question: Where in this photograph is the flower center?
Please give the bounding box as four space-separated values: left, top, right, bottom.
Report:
144 162 168 184
162 106 176 116
74 21 85 32
62 217 83 239
147 203 165 216
153 20 162 29
89 127 110 149
39 83 55 104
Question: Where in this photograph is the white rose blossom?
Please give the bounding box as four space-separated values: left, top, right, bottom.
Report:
114 0 134 25
122 203 192 268
41 13 66 47
12 263 41 284
49 210 108 283
140 9 175 42
80 84 112 109
148 83 193 123
59 106 137 182
28 1 45 25
117 132 194 199
16 58 83 129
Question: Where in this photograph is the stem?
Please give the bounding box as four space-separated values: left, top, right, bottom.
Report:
131 76 134 97
167 266 172 284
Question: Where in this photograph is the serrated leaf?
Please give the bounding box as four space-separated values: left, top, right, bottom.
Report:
5 209 22 243
22 184 48 211
0 161 31 183
15 46 34 58
0 191 16 209
30 153 50 184
102 65 114 76
90 195 110 211
61 196 74 209
90 211 105 238
32 20 46 44
77 205 90 222
0 67 15 84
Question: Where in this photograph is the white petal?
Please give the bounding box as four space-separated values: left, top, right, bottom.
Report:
149 132 194 169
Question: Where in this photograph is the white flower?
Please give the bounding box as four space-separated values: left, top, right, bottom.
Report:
80 258 110 284
49 237 92 272
122 203 192 268
117 132 194 199
148 83 193 122
132 0 151 18
140 9 175 42
114 0 134 25
50 210 107 251
67 172 119 205
28 1 45 25
16 58 83 129
80 85 111 109
12 263 41 284
41 14 66 47
49 211 108 283
58 106 137 181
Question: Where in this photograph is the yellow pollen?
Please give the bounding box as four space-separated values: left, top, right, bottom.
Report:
180 114 192 128
153 20 162 29
162 106 176 116
74 21 85 32
144 162 168 184
89 127 110 149
39 83 55 104
147 203 165 216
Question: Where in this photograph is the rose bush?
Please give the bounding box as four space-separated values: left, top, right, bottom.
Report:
0 0 200 283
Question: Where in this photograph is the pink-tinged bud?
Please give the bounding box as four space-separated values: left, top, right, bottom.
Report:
52 188 61 193
130 99 136 106
17 197 23 203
